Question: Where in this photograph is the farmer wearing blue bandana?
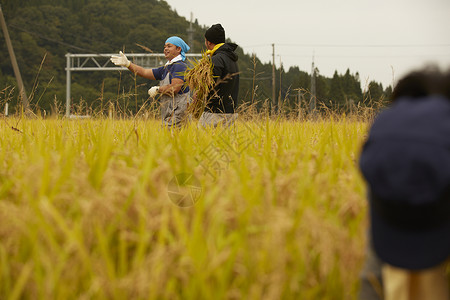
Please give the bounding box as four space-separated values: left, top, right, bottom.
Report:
165 36 190 61
110 36 191 128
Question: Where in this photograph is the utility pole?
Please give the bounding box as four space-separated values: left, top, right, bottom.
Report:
271 43 276 115
0 5 30 113
298 89 303 120
187 12 195 53
278 58 282 115
309 55 316 113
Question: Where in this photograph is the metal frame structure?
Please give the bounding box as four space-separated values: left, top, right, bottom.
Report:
65 53 202 117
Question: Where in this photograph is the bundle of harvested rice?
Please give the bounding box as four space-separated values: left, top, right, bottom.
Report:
184 52 215 119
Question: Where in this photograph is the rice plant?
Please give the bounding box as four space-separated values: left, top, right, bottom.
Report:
184 53 215 119
0 115 370 299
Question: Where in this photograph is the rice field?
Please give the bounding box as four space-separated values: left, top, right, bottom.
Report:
0 116 369 299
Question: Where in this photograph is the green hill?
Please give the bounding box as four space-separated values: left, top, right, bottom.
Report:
0 0 391 116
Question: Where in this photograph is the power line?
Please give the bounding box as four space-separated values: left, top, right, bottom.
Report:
8 16 109 52
240 76 272 80
242 43 450 49
240 44 271 48
276 54 450 59
277 43 450 48
9 24 97 53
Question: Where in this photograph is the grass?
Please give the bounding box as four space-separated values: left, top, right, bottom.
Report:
0 116 370 299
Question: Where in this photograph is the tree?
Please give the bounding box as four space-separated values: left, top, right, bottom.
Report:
0 0 391 115
365 81 384 104
329 70 345 107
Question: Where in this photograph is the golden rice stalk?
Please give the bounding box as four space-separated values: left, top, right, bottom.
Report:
184 52 215 119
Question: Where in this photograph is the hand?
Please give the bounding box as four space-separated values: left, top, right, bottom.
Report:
110 51 131 67
148 86 160 97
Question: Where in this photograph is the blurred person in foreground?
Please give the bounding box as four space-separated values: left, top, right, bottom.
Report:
197 24 239 127
110 36 190 128
358 67 450 300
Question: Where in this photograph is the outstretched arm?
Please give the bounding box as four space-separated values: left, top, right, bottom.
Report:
128 63 156 80
111 51 156 80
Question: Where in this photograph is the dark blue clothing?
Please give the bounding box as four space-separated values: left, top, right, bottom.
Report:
360 95 450 206
152 61 189 94
359 95 450 270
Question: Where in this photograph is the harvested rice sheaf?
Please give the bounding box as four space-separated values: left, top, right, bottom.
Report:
184 52 215 119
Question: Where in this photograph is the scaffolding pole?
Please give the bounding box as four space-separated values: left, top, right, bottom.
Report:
64 53 201 117
0 4 30 113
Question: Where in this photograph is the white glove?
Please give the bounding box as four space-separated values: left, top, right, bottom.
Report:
148 86 160 97
110 51 131 67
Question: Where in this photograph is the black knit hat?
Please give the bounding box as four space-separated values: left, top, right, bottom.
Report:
205 24 225 44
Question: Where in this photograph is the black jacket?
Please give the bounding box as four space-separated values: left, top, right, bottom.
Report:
205 43 239 114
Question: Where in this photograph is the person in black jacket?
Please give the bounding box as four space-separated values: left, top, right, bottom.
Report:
199 24 239 127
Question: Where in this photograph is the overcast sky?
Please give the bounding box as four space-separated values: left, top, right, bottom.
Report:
165 0 450 88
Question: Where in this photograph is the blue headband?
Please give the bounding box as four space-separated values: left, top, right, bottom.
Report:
165 36 190 61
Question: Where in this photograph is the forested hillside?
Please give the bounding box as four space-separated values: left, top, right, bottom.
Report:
0 0 391 115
